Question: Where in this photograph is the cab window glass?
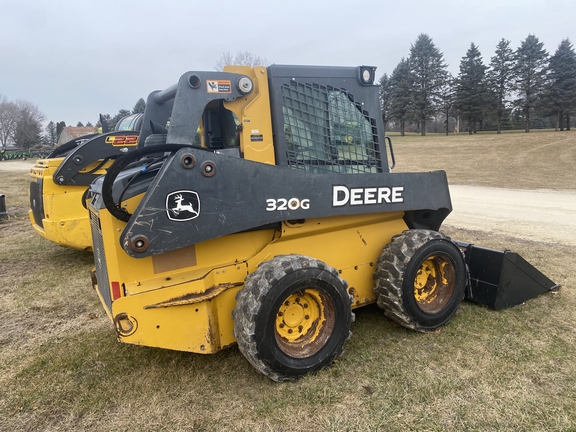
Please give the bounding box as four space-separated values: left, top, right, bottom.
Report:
281 83 381 173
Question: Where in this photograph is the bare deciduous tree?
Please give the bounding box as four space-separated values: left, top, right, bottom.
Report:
214 51 269 71
0 94 20 151
13 100 45 149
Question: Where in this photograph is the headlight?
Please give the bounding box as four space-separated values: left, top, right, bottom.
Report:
359 66 376 85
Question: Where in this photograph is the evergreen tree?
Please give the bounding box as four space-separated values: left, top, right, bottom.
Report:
408 34 449 136
379 73 391 130
438 74 455 135
454 43 488 134
388 58 413 136
45 121 57 147
487 39 515 134
56 121 66 139
132 98 146 114
513 34 549 132
544 38 576 130
76 121 84 127
109 109 132 130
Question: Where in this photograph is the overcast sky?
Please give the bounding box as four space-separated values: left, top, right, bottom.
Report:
1 0 574 126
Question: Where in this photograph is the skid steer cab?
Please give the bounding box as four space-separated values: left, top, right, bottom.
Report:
29 114 143 250
88 65 557 382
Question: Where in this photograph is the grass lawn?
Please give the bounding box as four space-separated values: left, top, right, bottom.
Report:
0 130 575 431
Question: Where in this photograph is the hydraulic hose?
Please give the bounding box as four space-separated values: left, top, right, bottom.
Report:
101 143 211 222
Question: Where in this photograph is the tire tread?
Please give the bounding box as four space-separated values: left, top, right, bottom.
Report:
233 254 352 382
373 230 462 332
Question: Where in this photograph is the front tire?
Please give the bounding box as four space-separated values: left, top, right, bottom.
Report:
373 230 466 332
233 255 353 382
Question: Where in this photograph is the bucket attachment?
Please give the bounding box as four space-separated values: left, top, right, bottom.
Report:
458 242 559 310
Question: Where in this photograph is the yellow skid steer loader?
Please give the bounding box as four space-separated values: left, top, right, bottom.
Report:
88 65 557 381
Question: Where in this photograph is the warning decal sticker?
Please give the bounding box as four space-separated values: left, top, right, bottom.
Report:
206 80 232 94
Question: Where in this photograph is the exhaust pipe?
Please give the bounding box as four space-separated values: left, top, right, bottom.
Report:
457 242 559 310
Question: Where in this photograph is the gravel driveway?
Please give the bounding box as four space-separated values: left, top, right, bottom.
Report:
447 185 576 247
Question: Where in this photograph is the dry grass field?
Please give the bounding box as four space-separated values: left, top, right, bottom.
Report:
390 129 576 190
0 130 575 431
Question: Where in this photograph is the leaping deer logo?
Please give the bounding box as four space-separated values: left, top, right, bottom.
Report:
166 190 200 221
171 194 198 216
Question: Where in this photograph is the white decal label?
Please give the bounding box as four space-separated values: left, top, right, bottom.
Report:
266 197 310 212
206 80 232 94
332 185 404 207
166 190 200 221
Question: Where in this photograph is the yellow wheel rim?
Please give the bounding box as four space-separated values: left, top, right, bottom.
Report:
275 289 335 358
413 254 456 313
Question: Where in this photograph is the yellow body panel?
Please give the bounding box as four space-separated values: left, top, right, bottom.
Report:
258 213 408 308
223 66 276 165
29 158 112 251
96 204 408 353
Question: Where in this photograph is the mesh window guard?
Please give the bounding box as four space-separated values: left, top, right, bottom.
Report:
281 83 381 174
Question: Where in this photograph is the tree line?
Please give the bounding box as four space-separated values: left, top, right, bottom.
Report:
380 34 576 135
0 96 146 151
0 94 46 151
2 39 574 151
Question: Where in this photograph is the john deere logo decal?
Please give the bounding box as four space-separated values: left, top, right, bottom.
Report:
166 190 200 221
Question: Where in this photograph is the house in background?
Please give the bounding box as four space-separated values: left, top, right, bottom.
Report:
56 126 97 146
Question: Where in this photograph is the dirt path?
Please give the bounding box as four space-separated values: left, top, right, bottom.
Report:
0 160 35 172
446 185 576 247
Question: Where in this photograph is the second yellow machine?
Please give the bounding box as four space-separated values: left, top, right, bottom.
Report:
29 114 142 250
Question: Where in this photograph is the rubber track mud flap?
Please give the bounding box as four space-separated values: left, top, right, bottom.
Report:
232 255 353 382
373 229 466 332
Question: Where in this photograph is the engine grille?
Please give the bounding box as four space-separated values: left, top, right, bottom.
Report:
90 208 112 313
29 179 44 228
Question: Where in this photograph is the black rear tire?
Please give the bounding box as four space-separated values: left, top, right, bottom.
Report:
233 255 353 382
373 229 466 332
